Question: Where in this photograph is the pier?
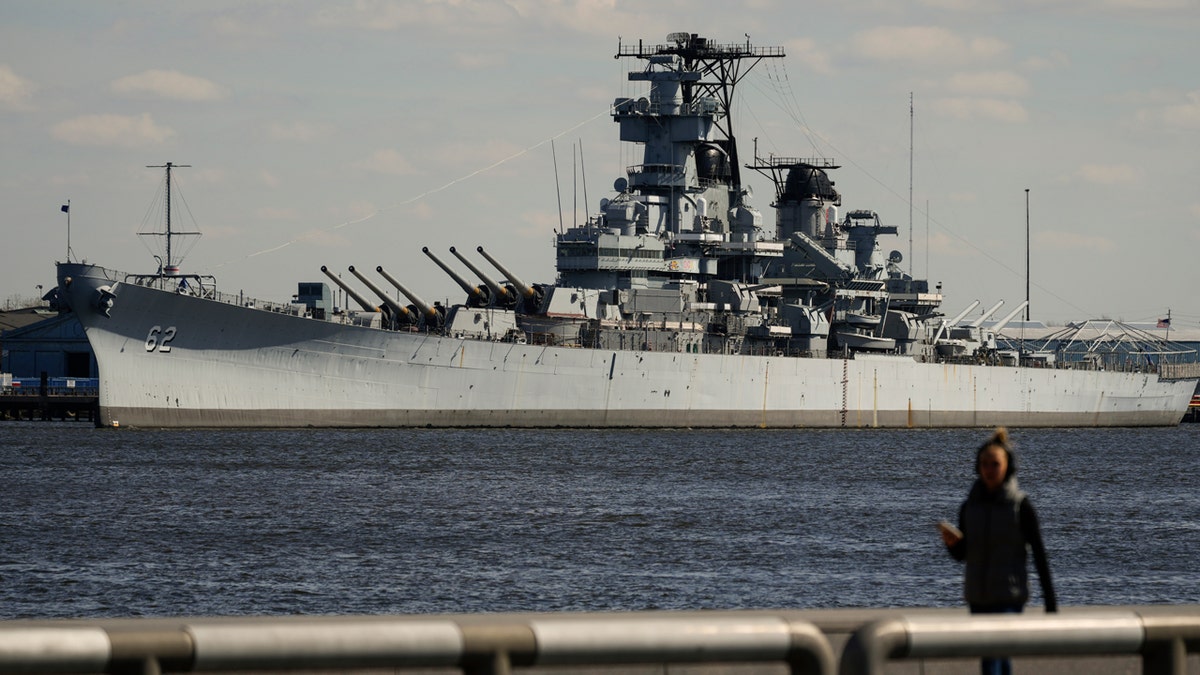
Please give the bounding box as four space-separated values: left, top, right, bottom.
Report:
0 376 98 422
1 606 1196 674
1183 394 1200 423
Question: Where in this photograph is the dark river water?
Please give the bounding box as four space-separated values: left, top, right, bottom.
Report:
1 423 1196 619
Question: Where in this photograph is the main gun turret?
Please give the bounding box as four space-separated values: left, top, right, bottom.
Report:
376 265 444 330
320 265 378 313
476 245 545 313
449 246 515 309
422 247 490 307
347 265 411 327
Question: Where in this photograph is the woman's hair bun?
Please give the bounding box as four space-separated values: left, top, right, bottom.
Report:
989 427 1009 447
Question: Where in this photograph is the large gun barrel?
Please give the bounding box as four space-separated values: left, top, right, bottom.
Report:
347 265 410 323
376 265 439 322
946 300 981 327
968 300 1005 328
449 246 512 304
933 300 980 344
422 246 487 304
990 301 1029 334
476 246 537 301
320 265 378 312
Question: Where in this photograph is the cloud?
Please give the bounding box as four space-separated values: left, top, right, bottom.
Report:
111 69 227 101
924 231 972 257
918 0 995 8
516 208 564 238
931 97 1028 122
454 52 504 70
311 2 420 31
0 64 34 110
51 113 175 147
851 26 1008 66
434 139 526 170
310 1 513 32
920 0 1191 10
1153 91 1200 130
356 148 420 175
256 206 300 220
410 201 435 221
309 0 639 39
1034 230 1117 252
267 121 323 142
1098 0 1192 8
786 38 833 75
1022 51 1070 71
294 226 351 249
260 170 282 188
944 71 1029 97
1075 163 1139 185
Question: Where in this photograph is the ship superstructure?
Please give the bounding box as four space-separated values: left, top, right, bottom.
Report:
55 33 1199 428
516 34 949 362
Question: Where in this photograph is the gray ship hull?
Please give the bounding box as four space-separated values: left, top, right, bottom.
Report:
58 263 1196 429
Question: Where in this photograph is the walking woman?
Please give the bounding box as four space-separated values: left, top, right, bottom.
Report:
939 427 1057 675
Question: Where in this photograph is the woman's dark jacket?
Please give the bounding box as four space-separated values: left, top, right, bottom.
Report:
948 477 1057 611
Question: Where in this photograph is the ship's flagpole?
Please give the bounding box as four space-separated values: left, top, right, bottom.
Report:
61 200 72 262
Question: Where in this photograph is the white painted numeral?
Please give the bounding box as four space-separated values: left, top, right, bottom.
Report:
145 325 178 353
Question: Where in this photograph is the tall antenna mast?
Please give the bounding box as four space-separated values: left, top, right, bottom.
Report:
1025 188 1031 321
908 92 913 276
144 162 195 274
550 142 564 234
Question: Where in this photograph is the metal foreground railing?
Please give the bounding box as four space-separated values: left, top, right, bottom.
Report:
1 607 1198 675
839 608 1200 675
0 613 835 675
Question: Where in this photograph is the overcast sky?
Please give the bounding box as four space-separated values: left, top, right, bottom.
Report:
2 0 1197 326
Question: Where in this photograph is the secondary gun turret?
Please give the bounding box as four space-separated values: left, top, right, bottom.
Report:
476 246 544 313
422 247 490 307
321 265 378 313
376 265 444 329
933 300 981 343
347 265 411 326
449 246 514 308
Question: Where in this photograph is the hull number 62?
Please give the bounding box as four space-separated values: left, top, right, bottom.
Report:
146 325 178 353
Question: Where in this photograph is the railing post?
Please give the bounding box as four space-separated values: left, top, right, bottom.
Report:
107 628 193 675
1142 636 1186 675
458 622 536 675
784 619 837 675
837 618 907 675
1140 609 1200 675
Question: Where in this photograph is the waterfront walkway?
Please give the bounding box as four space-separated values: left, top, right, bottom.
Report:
1 605 1197 674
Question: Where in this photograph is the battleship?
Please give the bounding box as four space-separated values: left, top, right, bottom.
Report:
57 33 1198 428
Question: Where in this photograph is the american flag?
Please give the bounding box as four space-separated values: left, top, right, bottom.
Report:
1157 317 1171 328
